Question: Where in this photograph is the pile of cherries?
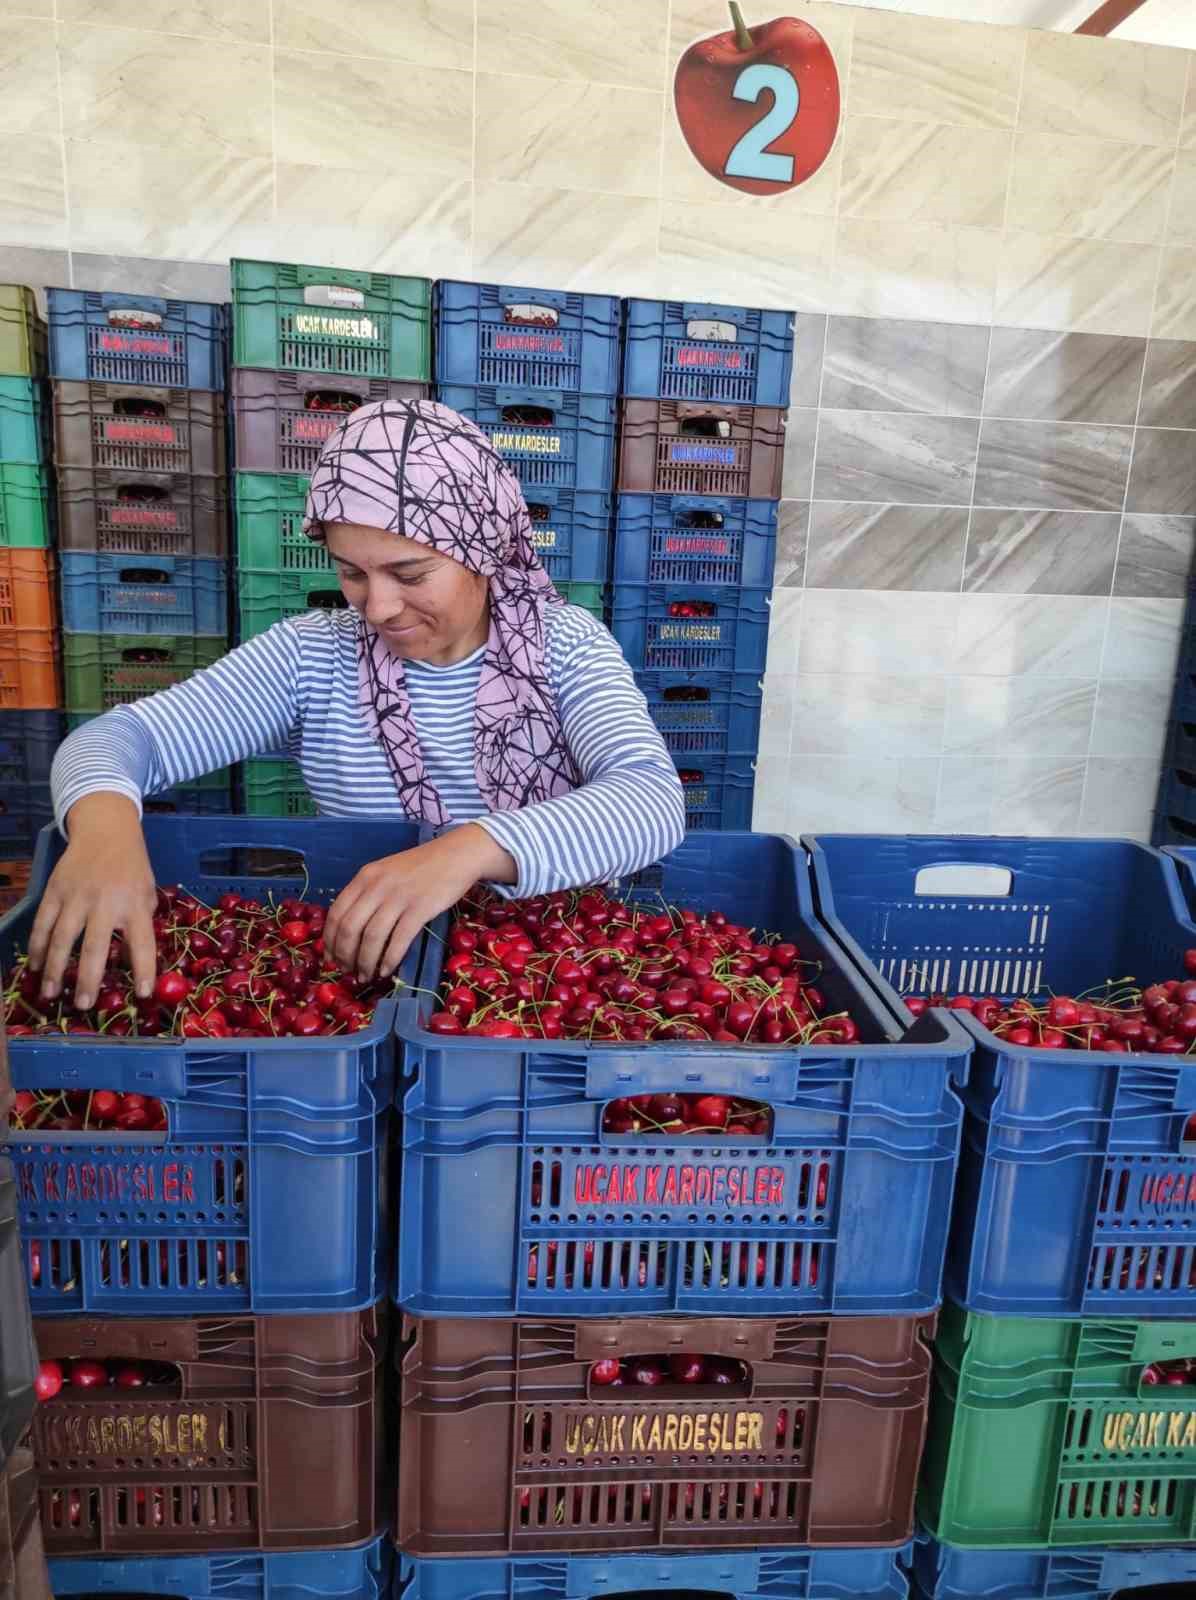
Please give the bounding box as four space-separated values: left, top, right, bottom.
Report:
590 1353 748 1387
601 1092 768 1137
666 601 716 619
12 1089 165 1133
35 1356 169 1401
429 885 860 1045
1142 1359 1196 1387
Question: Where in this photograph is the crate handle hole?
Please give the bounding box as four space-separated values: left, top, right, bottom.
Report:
662 686 711 704
677 509 725 528
116 484 168 503
112 397 166 419
526 501 550 521
120 647 169 664
914 864 1014 898
117 567 171 585
307 589 348 611
501 403 554 427
305 388 360 414
678 417 731 439
197 846 307 878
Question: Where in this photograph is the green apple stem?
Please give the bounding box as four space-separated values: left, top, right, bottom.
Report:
728 2 753 50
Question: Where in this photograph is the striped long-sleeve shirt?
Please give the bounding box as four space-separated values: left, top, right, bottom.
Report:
51 605 687 898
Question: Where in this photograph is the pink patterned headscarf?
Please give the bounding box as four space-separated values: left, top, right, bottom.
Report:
303 398 580 825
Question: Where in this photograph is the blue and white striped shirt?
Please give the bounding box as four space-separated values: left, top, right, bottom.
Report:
51 605 686 898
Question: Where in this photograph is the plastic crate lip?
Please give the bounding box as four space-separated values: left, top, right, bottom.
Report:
48 1534 393 1596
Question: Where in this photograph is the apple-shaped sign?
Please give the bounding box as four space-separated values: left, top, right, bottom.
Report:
674 4 840 196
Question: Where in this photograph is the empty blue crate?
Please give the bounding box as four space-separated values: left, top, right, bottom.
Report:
676 755 755 830
3 814 424 1315
48 290 226 390
395 830 970 1318
437 385 616 494
639 670 762 757
612 584 770 675
0 710 57 857
805 832 1196 1318
436 281 620 393
59 552 228 636
910 1536 1196 1600
522 486 610 585
614 493 777 588
49 1537 392 1600
623 298 794 406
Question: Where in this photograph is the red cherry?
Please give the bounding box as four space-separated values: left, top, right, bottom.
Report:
68 1359 109 1389
35 1360 64 1401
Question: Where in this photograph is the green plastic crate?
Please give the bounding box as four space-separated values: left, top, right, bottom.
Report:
240 755 316 817
0 377 45 463
236 569 345 640
921 1302 1196 1549
63 633 227 717
558 580 604 620
0 286 46 377
231 258 431 380
234 470 333 575
0 463 50 547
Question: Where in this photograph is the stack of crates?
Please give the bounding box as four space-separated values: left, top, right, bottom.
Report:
47 288 232 815
1153 599 1196 846
435 279 621 622
229 257 432 815
613 301 791 830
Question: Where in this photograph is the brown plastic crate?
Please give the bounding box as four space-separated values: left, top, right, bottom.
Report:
1 1444 51 1600
398 1312 934 1555
232 368 428 476
617 400 786 498
31 1305 388 1555
51 380 225 478
57 468 229 559
0 862 30 917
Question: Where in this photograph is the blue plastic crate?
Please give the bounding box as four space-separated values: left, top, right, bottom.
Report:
49 1536 392 1599
3 814 423 1315
622 298 795 407
804 832 1196 1317
142 773 233 816
638 670 762 757
437 385 616 494
676 756 755 830
612 585 770 675
613 493 777 588
395 830 970 1318
436 281 620 393
48 289 227 390
520 487 610 585
910 1535 1196 1600
1159 763 1196 826
403 1548 912 1600
59 552 228 636
0 377 45 463
0 709 57 858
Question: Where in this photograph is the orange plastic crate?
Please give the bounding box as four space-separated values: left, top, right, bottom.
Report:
0 549 55 631
0 550 59 708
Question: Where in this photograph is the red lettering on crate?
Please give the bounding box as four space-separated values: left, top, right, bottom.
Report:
291 413 343 441
102 421 177 445
574 1162 786 1209
495 332 566 353
1140 1171 1196 1211
17 1155 195 1207
664 535 732 556
678 348 743 368
99 332 172 355
109 505 179 529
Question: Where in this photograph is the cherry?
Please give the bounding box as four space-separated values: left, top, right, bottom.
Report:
35 1360 64 1400
591 1358 622 1385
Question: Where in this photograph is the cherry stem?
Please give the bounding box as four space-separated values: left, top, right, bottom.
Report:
729 2 753 52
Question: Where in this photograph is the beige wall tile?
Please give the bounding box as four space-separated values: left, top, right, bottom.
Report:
1181 49 1196 148
57 0 270 42
474 182 660 297
995 233 1159 336
834 219 999 324
840 118 1011 228
670 0 853 88
660 103 843 216
0 1 52 15
791 673 947 757
0 18 60 135
1154 248 1196 340
800 590 958 676
767 589 802 677
1006 133 1172 244
274 164 472 277
0 133 66 249
848 9 1022 129
1021 31 1187 147
58 26 272 156
1167 152 1196 246
476 74 661 198
275 50 472 179
782 755 940 834
937 755 1085 835
274 0 472 67
480 0 667 89
660 200 834 311
1080 757 1160 838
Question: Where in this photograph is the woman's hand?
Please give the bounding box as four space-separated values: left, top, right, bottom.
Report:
325 824 516 982
27 793 158 1010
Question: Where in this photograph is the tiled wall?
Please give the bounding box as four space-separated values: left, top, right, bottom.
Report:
1 0 1194 839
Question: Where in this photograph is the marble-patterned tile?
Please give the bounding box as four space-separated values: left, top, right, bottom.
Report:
789 315 827 410
480 0 666 88
1102 597 1185 682
973 420 1133 512
275 0 473 66
781 410 818 503
806 503 968 592
984 329 1146 425
751 759 789 837
813 411 978 507
274 164 472 278
1154 248 1196 342
1090 679 1172 761
822 316 989 417
474 184 660 298
1138 341 1196 428
1019 31 1187 148
0 0 51 14
0 136 66 250
800 590 959 676
0 18 59 135
839 118 1011 228
995 234 1159 338
783 755 941 835
1184 53 1196 150
59 26 271 157
660 203 836 314
758 675 795 763
1006 133 1172 244
1114 514 1196 598
1080 758 1162 839
58 0 270 41
791 674 946 758
1126 429 1196 517
943 677 1097 759
847 8 1022 129
937 757 1085 835
1166 152 1196 247
766 588 802 676
477 74 661 198
774 502 809 589
70 253 231 302
0 245 68 311
833 219 999 325
964 509 1119 597
952 594 1108 678
275 51 472 179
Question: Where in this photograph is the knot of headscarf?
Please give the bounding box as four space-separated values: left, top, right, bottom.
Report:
303 397 580 825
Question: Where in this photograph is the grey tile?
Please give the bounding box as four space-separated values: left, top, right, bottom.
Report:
782 408 818 501
1138 340 1196 428
813 410 979 506
1081 757 1161 838
806 502 969 591
943 676 1097 757
0 244 68 313
974 419 1134 511
789 313 826 409
69 252 231 303
984 328 1146 423
937 756 1085 834
1126 428 1196 515
964 509 1119 596
1090 679 1172 759
1114 513 1196 596
821 315 989 416
775 501 808 588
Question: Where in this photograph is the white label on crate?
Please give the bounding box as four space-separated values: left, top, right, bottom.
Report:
305 283 366 311
685 318 737 344
106 307 164 330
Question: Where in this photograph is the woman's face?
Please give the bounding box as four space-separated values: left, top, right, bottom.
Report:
324 522 490 665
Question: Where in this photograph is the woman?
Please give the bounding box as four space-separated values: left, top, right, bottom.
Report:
35 398 686 1009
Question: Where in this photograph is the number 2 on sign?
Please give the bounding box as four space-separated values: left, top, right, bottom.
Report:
724 64 799 183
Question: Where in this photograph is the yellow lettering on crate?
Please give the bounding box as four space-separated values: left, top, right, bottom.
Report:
693 1414 708 1453
490 432 561 455
631 1415 647 1451
1103 1409 1196 1452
